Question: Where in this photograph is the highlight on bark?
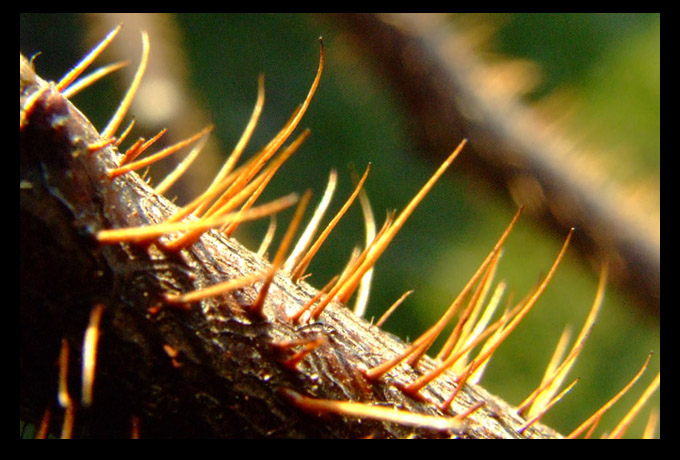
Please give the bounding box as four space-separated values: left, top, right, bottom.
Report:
20 24 658 439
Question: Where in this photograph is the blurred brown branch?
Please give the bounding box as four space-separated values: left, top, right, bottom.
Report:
327 13 659 317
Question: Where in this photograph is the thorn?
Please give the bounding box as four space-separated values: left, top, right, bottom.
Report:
567 352 653 439
81 304 106 407
280 388 464 434
108 126 211 178
101 30 150 140
375 290 413 328
56 24 122 92
96 193 298 245
291 164 371 283
61 60 129 98
283 170 337 274
163 272 266 305
250 190 312 316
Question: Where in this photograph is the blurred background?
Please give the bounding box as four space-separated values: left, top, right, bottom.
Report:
20 13 659 437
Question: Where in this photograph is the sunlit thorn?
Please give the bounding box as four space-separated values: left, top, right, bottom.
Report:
61 60 129 99
517 377 579 434
375 290 414 328
309 213 393 320
222 129 312 237
289 275 339 324
518 262 607 418
400 309 506 396
435 249 501 364
56 24 122 93
280 388 464 434
453 400 485 423
87 136 117 153
291 164 371 283
353 178 377 318
108 125 211 178
20 85 50 130
439 361 475 412
82 304 106 407
363 206 521 382
155 129 207 195
607 371 660 439
35 408 51 439
283 170 337 274
96 193 298 245
57 339 74 439
193 74 266 217
119 128 167 166
567 352 653 439
642 408 659 439
114 118 136 147
101 30 150 140
164 272 266 305
197 41 321 227
257 215 277 258
333 140 466 306
276 336 326 370
459 228 575 384
250 190 312 317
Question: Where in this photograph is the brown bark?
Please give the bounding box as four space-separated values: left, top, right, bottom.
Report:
20 54 564 438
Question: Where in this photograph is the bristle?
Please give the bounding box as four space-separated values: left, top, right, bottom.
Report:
257 216 277 257
517 378 579 434
57 339 74 439
283 170 338 274
196 128 310 238
250 190 312 316
458 281 507 382
518 262 607 418
289 275 340 324
280 388 464 434
221 132 311 236
163 272 266 305
395 227 573 396
108 126 212 178
55 24 122 93
438 359 474 412
154 130 208 195
308 212 394 320
332 140 467 305
436 249 502 362
457 229 575 384
86 136 117 153
114 118 136 146
275 336 327 370
96 193 298 245
81 304 106 407
20 85 50 129
101 31 149 140
353 182 377 317
119 128 167 166
375 290 414 328
199 74 266 210
57 339 72 411
61 60 129 99
35 408 51 439
607 371 660 439
290 164 371 282
363 206 521 382
567 353 652 439
642 408 659 439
